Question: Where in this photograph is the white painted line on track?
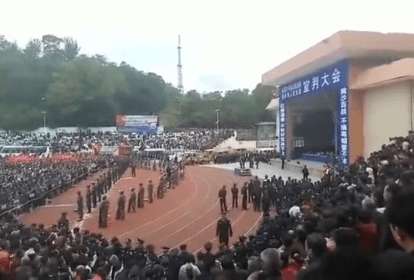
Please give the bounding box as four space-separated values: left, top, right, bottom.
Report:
153 178 216 243
117 174 200 238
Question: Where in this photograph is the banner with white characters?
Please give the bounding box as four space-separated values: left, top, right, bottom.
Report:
279 61 349 166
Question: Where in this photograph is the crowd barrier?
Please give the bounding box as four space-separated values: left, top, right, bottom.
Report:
0 164 106 222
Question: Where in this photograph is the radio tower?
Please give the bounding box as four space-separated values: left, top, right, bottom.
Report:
177 35 184 93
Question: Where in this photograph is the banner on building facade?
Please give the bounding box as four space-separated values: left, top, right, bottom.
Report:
279 60 349 166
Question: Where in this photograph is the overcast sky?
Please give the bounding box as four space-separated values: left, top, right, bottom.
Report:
2 0 414 93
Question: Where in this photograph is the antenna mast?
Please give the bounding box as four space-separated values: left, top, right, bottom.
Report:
177 35 183 93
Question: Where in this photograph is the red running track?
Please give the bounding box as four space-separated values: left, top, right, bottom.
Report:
20 166 263 254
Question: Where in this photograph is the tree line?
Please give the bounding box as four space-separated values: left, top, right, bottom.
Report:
0 35 276 131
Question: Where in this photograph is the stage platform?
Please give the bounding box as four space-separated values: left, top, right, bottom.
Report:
269 158 325 178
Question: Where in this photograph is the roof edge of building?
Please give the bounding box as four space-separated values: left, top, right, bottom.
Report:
263 30 414 86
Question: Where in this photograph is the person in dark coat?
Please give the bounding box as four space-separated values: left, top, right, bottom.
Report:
99 196 110 228
77 191 84 221
241 182 248 210
231 183 239 208
96 179 102 202
216 212 233 248
218 186 228 212
248 180 254 204
116 191 126 220
131 162 136 177
138 183 145 208
147 179 154 203
85 185 92 214
128 188 137 213
302 165 309 181
57 212 69 230
91 183 97 208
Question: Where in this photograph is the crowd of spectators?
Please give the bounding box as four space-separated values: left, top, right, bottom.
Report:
0 154 117 214
4 131 414 279
0 129 234 154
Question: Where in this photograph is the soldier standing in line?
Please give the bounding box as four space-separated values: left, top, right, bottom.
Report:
231 183 239 209
77 191 84 221
107 172 112 190
112 168 117 184
147 180 154 203
128 188 137 213
157 177 164 199
102 174 108 193
116 191 126 220
218 186 228 213
91 183 97 208
99 195 110 228
131 162 136 177
97 179 102 202
247 180 254 204
86 185 92 214
216 212 233 248
241 182 248 210
138 183 145 208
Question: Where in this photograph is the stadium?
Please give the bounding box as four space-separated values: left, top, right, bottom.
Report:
2 29 414 280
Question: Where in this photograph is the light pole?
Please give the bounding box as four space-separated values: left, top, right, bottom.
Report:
41 97 47 134
215 109 220 131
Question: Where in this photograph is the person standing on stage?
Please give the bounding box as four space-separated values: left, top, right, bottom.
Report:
86 185 92 214
77 191 84 221
99 196 110 228
128 188 136 213
147 179 154 203
116 191 126 220
216 212 233 248
218 185 228 213
241 182 248 210
231 183 238 209
138 183 145 208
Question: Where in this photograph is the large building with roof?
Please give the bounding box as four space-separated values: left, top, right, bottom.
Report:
264 31 414 165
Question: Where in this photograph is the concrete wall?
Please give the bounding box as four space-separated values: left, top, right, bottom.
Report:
363 81 412 158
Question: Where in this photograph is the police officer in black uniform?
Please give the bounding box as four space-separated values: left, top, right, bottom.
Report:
216 212 233 248
86 185 92 214
91 183 97 208
241 182 248 210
